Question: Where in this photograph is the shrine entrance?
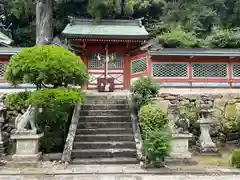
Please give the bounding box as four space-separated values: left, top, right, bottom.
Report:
62 18 149 91
87 48 125 91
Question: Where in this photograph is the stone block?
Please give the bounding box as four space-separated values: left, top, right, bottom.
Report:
170 133 192 159
11 133 43 161
12 152 42 161
154 100 170 112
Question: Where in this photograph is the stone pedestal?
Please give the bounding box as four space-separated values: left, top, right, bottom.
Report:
11 133 44 161
170 133 192 159
167 133 196 165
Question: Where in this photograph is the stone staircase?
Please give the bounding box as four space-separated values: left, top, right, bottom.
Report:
71 95 138 164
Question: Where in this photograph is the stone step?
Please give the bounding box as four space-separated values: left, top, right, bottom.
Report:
76 128 132 134
71 157 138 165
71 149 136 158
86 95 128 100
73 141 136 149
79 116 131 122
74 134 134 142
80 110 130 116
77 122 132 129
85 99 127 105
82 104 129 110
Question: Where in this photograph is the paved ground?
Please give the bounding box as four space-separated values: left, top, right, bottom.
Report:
1 174 240 180
1 163 240 175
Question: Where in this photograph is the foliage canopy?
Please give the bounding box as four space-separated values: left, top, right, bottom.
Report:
5 0 240 47
157 25 202 48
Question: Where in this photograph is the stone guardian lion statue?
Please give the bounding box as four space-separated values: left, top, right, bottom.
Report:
15 105 37 134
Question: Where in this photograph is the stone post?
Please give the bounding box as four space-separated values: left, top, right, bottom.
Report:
197 95 219 155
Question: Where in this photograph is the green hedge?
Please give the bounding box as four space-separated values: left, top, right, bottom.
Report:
4 88 84 153
29 87 84 153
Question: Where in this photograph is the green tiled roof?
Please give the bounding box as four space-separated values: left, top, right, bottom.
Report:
149 48 240 57
62 18 149 39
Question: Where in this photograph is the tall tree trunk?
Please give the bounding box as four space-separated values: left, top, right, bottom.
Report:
36 0 53 45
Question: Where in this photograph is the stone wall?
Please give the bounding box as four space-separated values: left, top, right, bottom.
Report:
154 89 240 114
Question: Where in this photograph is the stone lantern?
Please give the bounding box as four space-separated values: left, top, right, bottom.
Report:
197 95 219 154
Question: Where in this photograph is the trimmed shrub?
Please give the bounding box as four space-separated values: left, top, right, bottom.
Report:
139 104 169 134
28 87 84 153
142 130 171 166
232 148 240 168
4 45 89 88
131 76 160 108
4 46 89 154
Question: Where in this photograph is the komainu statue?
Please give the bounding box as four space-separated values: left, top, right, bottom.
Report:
15 105 37 134
174 117 190 134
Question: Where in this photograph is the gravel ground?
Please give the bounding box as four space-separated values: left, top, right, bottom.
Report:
1 174 240 180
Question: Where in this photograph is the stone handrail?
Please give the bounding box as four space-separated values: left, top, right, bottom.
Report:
61 104 81 163
128 96 143 161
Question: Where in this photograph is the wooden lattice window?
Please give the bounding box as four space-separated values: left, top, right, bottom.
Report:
152 62 188 78
131 57 147 74
88 53 103 68
88 53 124 68
192 63 228 78
232 63 240 78
108 54 124 69
0 62 6 78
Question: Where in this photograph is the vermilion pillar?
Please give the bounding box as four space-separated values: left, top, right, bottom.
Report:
228 61 233 87
124 54 130 90
147 54 152 76
82 55 88 90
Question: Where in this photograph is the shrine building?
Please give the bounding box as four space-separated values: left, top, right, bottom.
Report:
0 18 240 89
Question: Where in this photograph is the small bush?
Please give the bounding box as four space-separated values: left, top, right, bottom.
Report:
140 104 169 134
142 130 171 166
215 102 240 142
28 87 84 153
131 76 159 108
232 148 240 168
4 91 31 111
